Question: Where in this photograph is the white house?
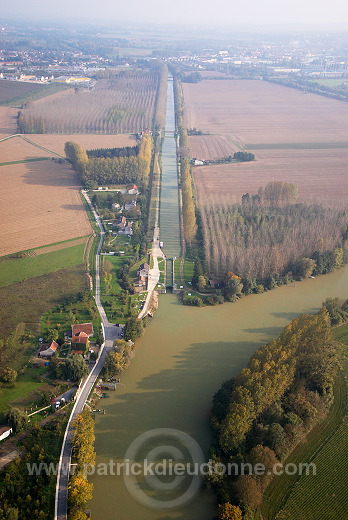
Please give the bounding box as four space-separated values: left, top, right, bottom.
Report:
126 184 139 195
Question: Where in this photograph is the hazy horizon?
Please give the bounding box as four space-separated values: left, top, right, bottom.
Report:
1 0 348 30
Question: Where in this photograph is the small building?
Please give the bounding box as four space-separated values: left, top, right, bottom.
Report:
71 323 94 345
38 340 58 358
137 262 150 278
113 216 127 229
118 225 133 236
0 425 13 442
191 158 205 166
124 200 137 211
126 184 139 195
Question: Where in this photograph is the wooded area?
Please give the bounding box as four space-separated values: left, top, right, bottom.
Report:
200 185 348 281
174 75 197 244
64 136 152 188
210 306 342 517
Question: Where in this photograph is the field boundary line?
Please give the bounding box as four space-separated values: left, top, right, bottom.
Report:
19 135 64 157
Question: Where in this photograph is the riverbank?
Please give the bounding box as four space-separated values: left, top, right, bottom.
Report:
89 263 348 520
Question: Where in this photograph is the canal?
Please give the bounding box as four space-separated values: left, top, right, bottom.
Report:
159 77 181 259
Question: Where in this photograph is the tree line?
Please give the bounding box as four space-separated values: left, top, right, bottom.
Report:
209 305 342 518
87 145 138 159
173 75 198 244
153 62 168 133
68 409 95 520
64 136 153 189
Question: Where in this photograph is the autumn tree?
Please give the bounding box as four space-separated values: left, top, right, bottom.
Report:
68 474 93 510
64 141 88 175
0 368 17 384
247 445 278 490
218 503 243 520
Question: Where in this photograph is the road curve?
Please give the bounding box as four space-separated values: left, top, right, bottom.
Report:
54 191 119 520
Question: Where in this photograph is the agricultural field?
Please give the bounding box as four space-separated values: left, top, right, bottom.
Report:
0 79 49 104
183 79 348 143
193 147 348 205
21 72 159 134
0 106 18 136
0 134 58 161
25 133 137 156
189 134 238 161
0 158 91 256
183 79 348 204
0 242 87 287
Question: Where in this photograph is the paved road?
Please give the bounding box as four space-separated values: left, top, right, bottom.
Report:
55 191 120 520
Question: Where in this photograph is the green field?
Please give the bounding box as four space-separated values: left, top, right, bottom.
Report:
261 327 348 520
0 157 50 166
311 78 346 87
0 243 86 287
0 82 71 107
0 366 47 420
0 265 87 340
183 259 194 286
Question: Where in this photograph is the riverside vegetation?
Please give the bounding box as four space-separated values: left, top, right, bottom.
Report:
209 299 346 519
184 181 348 306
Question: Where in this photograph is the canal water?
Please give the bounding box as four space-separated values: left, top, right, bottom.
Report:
159 78 181 259
90 264 348 519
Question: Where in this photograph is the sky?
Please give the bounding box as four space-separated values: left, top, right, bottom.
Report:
2 0 348 28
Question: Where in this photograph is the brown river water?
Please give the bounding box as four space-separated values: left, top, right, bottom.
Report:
90 264 348 520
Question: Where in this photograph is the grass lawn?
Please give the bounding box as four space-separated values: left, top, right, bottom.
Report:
174 258 181 284
183 259 194 286
41 299 101 345
0 366 47 421
261 339 348 520
100 254 131 323
128 256 149 279
0 243 86 287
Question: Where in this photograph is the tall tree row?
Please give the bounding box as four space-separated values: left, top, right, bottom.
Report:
153 62 168 132
64 137 153 188
200 197 348 280
173 74 197 244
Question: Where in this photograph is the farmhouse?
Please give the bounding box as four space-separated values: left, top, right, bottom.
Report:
70 323 94 344
0 425 13 442
38 340 58 358
126 184 139 195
